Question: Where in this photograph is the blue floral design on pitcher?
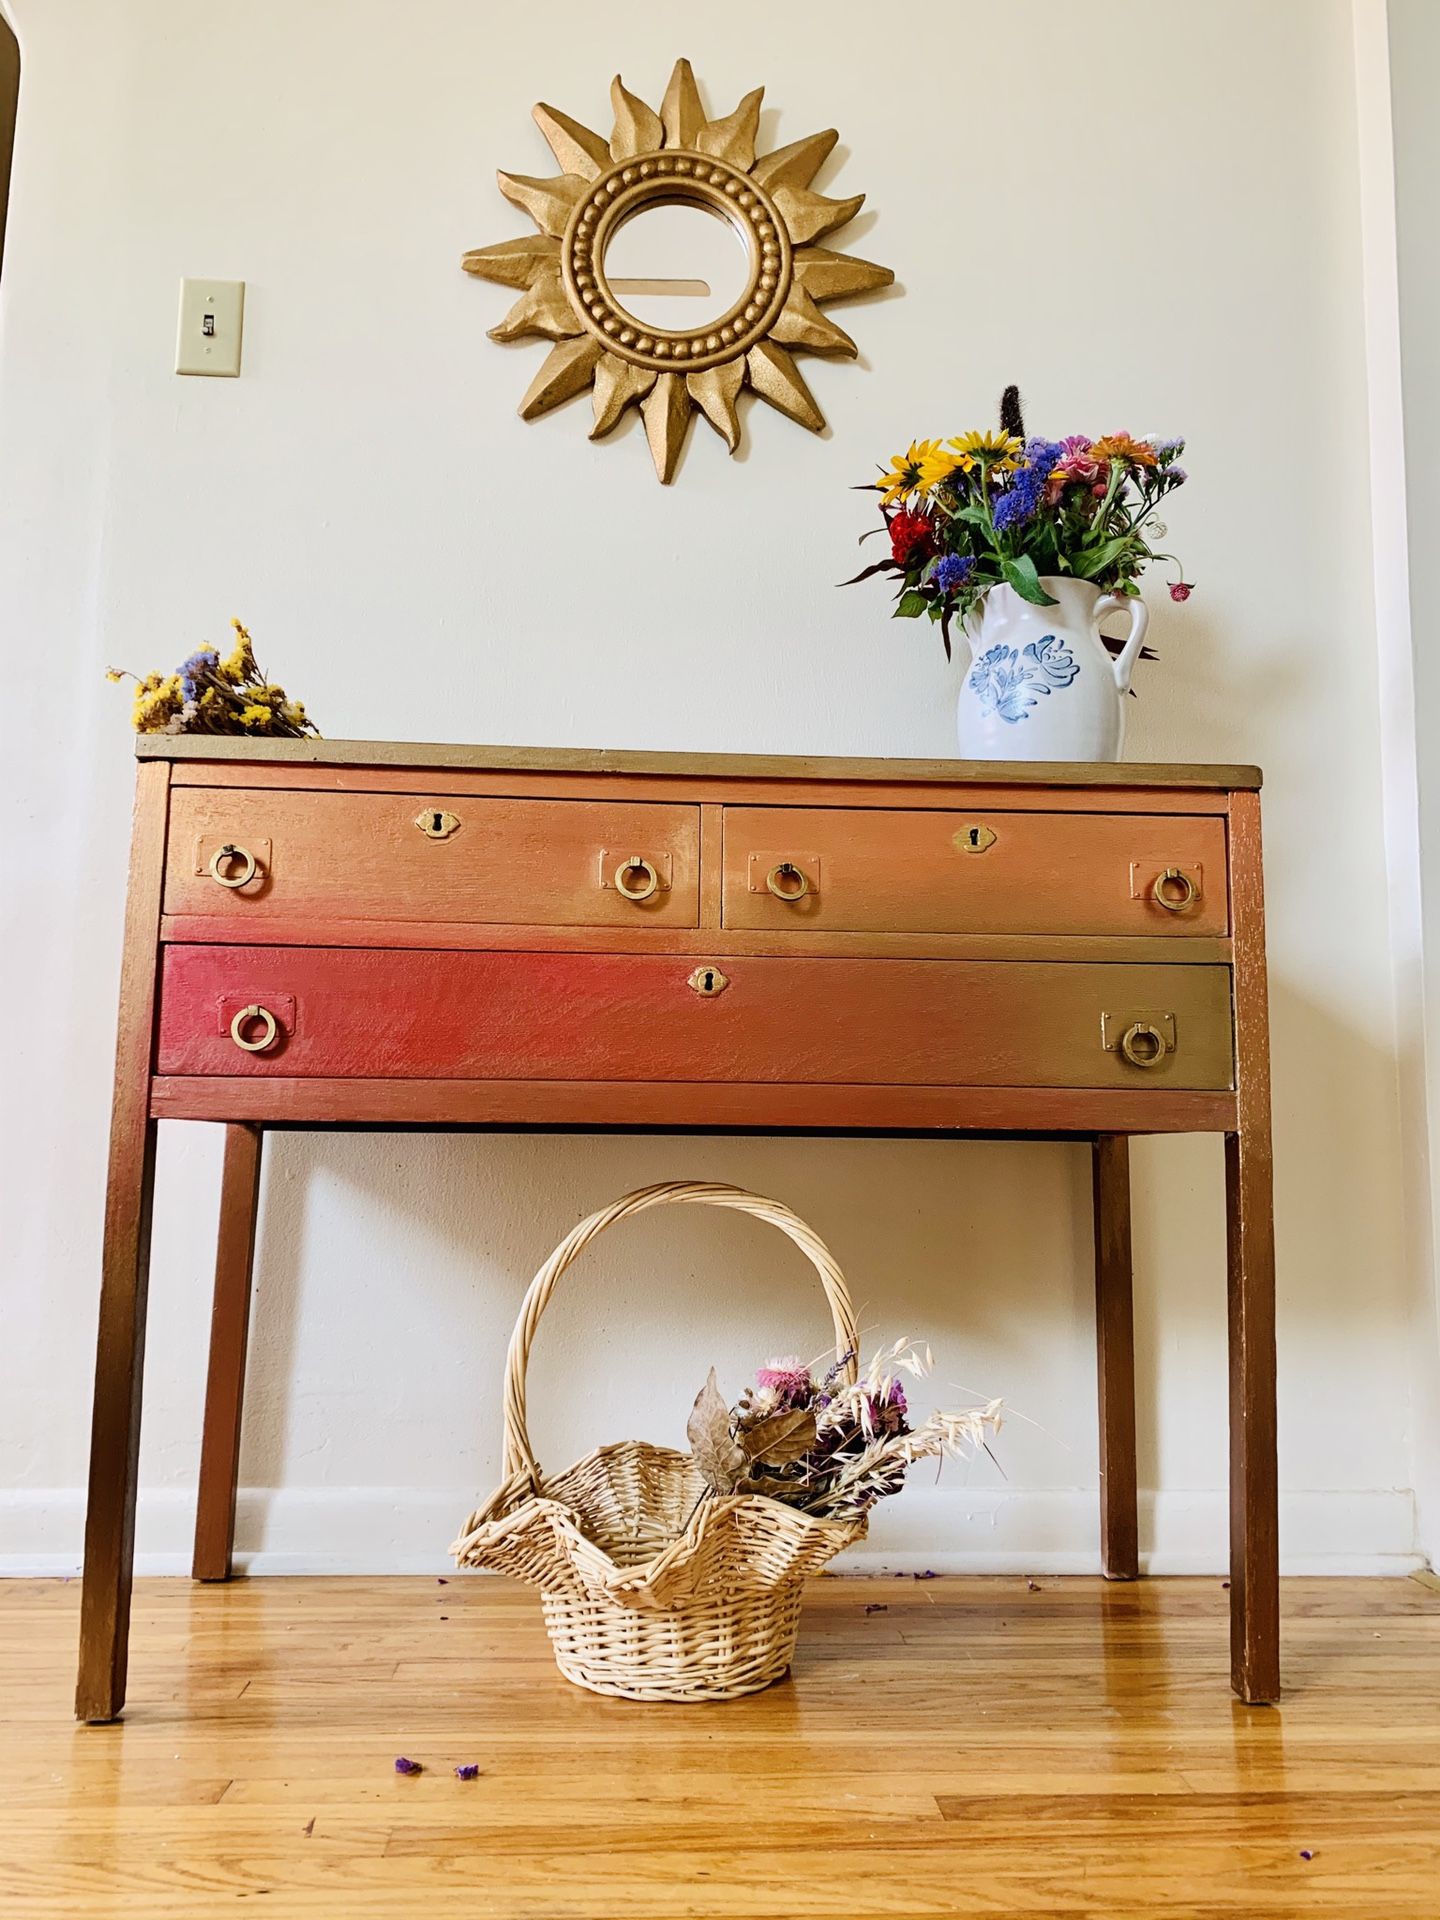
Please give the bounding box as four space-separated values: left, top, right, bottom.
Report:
967 634 1079 724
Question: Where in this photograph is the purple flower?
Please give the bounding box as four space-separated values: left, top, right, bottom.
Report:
867 1379 910 1436
1023 438 1063 471
934 553 976 594
454 1764 480 1780
993 484 1039 532
993 438 1060 533
1164 465 1188 486
179 648 218 700
394 1756 422 1775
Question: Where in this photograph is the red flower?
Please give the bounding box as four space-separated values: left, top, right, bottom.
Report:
889 509 934 567
1169 581 1194 602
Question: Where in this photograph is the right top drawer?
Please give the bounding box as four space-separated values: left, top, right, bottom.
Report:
722 806 1228 937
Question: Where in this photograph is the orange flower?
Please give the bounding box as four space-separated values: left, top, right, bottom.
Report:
1089 433 1158 469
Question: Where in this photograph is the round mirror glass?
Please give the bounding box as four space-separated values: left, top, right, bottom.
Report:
602 199 753 332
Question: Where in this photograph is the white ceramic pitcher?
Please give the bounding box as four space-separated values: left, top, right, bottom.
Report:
956 577 1149 762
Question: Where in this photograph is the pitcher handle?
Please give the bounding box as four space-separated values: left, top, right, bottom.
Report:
1093 593 1149 694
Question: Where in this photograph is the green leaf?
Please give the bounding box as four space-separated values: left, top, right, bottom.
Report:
1070 536 1132 580
1000 555 1057 606
893 590 929 618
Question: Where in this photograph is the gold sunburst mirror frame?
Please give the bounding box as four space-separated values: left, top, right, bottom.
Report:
461 58 894 482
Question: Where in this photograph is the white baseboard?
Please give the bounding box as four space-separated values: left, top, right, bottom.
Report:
0 1484 1421 1578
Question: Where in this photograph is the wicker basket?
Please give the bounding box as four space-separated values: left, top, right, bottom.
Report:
451 1181 867 1702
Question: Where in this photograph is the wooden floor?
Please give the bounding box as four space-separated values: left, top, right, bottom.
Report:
3 1575 1439 1918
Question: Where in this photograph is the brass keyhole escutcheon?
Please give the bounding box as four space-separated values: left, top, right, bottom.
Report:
687 965 729 997
765 861 810 901
955 824 997 854
415 808 461 841
1119 1020 1168 1069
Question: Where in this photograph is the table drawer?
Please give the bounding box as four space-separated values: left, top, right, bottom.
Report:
163 790 700 928
722 806 1227 937
157 947 1235 1090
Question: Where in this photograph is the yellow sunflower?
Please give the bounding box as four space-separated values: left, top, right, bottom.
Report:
876 439 954 506
1089 433 1158 469
946 429 1024 475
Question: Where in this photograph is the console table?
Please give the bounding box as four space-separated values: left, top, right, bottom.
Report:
78 740 1277 1719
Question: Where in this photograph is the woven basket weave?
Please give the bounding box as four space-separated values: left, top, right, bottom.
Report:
451 1181 867 1702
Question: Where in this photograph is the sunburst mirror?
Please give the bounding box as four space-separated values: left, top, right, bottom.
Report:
461 58 894 483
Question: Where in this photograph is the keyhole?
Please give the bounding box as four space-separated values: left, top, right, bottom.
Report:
430 812 443 834
702 970 715 992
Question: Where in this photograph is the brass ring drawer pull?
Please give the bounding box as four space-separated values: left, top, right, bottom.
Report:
1119 1020 1169 1069
1152 867 1198 912
209 843 259 889
613 855 660 902
766 861 810 902
229 1004 280 1053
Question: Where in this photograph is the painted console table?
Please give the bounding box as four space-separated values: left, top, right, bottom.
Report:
77 739 1278 1719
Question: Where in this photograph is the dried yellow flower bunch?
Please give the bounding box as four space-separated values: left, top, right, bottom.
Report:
107 620 318 737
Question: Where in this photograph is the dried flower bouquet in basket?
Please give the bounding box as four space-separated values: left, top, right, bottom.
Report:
688 1341 1002 1527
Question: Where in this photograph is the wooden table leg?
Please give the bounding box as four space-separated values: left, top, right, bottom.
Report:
1226 788 1280 1704
193 1123 264 1581
1092 1135 1139 1580
77 761 169 1723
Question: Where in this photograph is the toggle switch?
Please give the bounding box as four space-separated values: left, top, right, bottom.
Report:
176 278 245 376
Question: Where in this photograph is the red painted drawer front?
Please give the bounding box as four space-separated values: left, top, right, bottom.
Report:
156 947 1235 1090
722 807 1227 936
163 789 700 928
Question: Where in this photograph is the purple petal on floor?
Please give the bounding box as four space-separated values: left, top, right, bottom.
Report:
455 1764 480 1780
394 1757 422 1775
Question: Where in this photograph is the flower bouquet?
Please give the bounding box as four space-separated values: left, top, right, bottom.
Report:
108 619 318 737
687 1343 1000 1527
846 391 1193 760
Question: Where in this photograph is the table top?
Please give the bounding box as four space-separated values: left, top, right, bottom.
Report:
136 737 1263 790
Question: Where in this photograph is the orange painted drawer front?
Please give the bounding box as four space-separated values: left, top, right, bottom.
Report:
722 807 1227 937
157 946 1235 1090
164 790 700 928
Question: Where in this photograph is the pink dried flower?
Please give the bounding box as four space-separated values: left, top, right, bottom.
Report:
1169 581 1194 602
755 1357 813 1409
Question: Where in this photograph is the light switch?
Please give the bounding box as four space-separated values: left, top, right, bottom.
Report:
175 278 245 376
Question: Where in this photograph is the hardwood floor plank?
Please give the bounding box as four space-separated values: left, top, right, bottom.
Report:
2 1575 1436 1917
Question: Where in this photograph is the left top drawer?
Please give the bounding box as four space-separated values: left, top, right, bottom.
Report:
163 789 701 929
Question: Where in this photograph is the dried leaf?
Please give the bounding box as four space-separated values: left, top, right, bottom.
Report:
686 1369 747 1494
740 1408 818 1467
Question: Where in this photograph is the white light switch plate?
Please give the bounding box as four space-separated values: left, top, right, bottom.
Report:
175 278 245 376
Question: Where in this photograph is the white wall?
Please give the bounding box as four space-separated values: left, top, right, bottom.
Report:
1386 0 1440 1561
0 0 1424 1574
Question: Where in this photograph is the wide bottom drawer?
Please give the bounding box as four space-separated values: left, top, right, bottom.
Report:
157 947 1235 1091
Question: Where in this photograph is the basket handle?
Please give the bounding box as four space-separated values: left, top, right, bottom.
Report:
500 1181 861 1486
